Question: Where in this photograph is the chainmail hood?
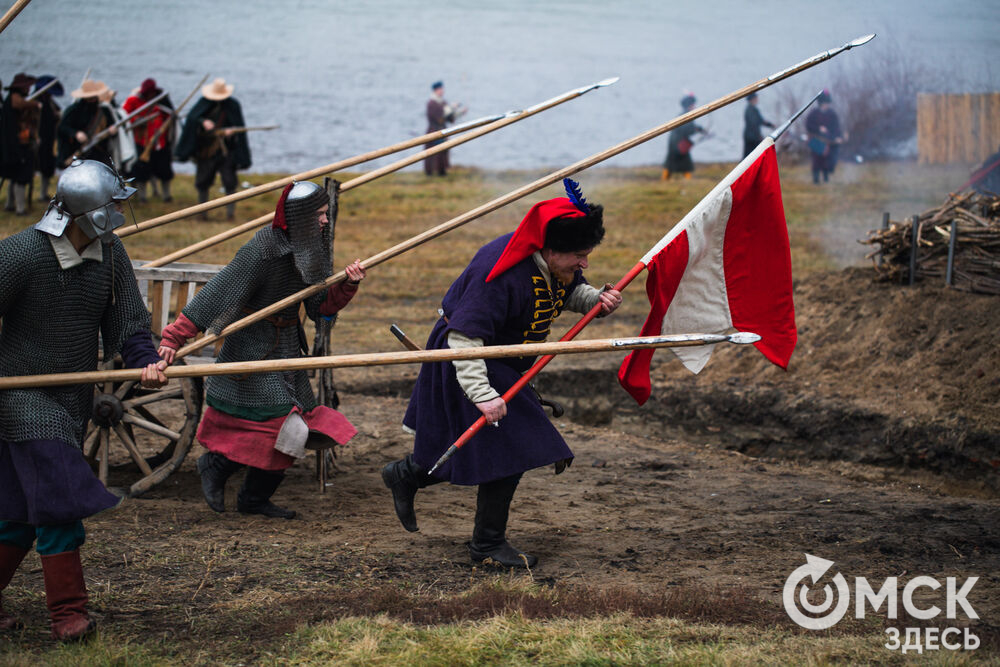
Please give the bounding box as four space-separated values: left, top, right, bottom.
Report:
273 181 331 284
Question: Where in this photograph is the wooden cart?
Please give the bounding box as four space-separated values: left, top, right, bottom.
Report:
86 260 341 497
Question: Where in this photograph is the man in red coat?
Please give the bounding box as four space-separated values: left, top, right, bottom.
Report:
122 78 175 202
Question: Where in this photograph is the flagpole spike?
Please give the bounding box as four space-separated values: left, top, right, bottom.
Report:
769 90 824 141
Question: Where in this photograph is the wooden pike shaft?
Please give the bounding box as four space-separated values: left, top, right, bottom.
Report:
120 113 506 237
215 125 279 134
141 79 612 267
0 0 30 34
0 334 747 390
174 35 872 361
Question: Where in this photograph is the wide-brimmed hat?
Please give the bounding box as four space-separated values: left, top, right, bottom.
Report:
34 75 63 97
202 78 234 101
6 72 36 93
99 87 116 103
71 79 110 99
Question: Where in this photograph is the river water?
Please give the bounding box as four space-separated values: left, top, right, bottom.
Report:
2 0 997 173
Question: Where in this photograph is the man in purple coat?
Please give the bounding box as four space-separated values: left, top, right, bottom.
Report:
382 182 623 568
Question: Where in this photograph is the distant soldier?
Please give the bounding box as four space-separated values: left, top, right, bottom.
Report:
123 78 175 202
662 93 704 181
0 160 167 641
1 73 40 215
33 75 64 202
424 81 467 177
56 79 118 167
175 78 251 220
742 92 775 158
805 89 847 184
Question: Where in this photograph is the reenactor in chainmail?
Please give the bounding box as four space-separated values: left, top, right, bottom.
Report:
158 181 365 520
0 160 168 641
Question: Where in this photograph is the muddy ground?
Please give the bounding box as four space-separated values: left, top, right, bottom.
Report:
3 268 999 658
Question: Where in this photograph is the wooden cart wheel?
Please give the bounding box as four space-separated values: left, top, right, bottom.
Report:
85 361 202 498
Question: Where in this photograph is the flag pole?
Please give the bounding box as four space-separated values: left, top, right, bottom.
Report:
175 35 873 363
428 93 827 474
0 333 760 390
139 78 619 267
120 78 618 238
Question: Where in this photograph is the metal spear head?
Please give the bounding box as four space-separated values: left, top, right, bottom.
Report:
727 332 762 344
769 90 824 141
524 76 620 113
847 33 876 48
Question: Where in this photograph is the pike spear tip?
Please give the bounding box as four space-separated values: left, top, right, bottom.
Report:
596 76 620 87
848 33 876 47
728 332 762 345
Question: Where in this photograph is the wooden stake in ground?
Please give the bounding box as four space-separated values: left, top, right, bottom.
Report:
172 34 874 362
0 0 30 34
0 333 760 390
139 78 619 267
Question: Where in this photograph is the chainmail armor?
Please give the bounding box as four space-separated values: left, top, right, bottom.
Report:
0 229 153 444
284 183 332 284
182 226 326 411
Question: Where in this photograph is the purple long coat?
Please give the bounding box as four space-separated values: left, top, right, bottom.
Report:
404 234 585 485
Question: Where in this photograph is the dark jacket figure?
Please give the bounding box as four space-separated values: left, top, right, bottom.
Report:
175 78 251 220
1 73 40 214
382 185 624 569
742 93 775 158
57 80 117 168
805 90 845 184
663 94 702 180
33 75 63 201
423 81 466 176
123 78 175 201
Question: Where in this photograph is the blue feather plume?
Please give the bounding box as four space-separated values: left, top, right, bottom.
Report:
563 178 590 214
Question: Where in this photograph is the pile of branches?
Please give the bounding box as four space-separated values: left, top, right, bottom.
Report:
862 192 1000 295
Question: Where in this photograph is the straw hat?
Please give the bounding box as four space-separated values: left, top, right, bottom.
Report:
71 79 110 100
202 77 234 101
99 87 116 103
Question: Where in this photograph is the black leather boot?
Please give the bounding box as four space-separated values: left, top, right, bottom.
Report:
468 474 537 568
237 468 296 519
197 451 243 513
381 455 442 532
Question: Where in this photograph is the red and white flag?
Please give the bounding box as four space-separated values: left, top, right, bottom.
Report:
617 139 797 405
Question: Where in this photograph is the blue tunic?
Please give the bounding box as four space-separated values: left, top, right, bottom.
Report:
403 234 585 485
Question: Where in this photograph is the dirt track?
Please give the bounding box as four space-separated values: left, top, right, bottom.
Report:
3 268 998 654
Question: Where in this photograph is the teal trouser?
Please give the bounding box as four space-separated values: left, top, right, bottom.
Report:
0 520 85 555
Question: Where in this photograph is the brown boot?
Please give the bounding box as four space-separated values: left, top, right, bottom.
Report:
660 168 670 181
40 550 95 641
0 543 29 631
